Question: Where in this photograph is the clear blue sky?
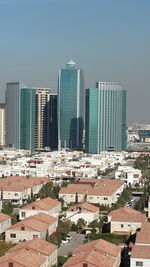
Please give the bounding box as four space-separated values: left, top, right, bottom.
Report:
0 0 150 122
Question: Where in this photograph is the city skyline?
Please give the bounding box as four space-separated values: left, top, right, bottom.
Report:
0 0 150 123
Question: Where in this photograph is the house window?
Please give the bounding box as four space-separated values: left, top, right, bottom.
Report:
104 197 108 200
21 212 26 218
136 261 143 267
89 197 93 200
128 224 131 227
10 234 16 238
14 193 18 196
121 224 124 228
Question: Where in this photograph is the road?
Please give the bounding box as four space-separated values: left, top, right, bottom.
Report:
58 231 85 257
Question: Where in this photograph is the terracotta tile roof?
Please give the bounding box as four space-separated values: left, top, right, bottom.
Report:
108 207 146 223
135 231 150 245
59 184 91 194
0 248 45 267
7 212 57 232
0 176 50 192
7 238 58 256
20 197 60 211
63 239 120 267
68 202 99 213
0 212 11 223
131 245 150 259
140 222 150 232
60 179 124 197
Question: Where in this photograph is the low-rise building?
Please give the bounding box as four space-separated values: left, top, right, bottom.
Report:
6 238 58 267
130 223 150 267
0 248 46 267
59 179 125 207
115 166 141 185
148 196 150 218
5 213 58 244
19 197 61 220
108 207 146 234
64 202 99 224
0 176 50 205
63 239 121 267
0 212 11 234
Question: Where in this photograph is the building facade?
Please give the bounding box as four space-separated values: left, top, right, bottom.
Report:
35 89 57 150
5 83 57 151
5 82 20 148
0 104 6 146
58 60 84 150
85 82 126 154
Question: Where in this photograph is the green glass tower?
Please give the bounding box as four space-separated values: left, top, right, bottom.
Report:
85 82 126 154
58 60 84 150
19 88 36 151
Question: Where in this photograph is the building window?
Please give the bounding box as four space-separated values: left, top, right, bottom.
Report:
10 234 16 238
121 224 124 228
21 212 26 218
128 224 131 227
104 197 108 200
89 197 93 200
136 261 143 267
14 193 18 196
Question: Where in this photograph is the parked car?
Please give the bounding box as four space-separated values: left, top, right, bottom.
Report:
61 238 69 244
66 234 72 241
76 229 86 234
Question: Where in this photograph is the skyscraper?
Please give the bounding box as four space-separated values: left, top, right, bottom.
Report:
58 60 84 150
5 82 20 148
0 104 6 146
19 88 36 151
85 82 126 154
35 89 57 150
5 84 58 151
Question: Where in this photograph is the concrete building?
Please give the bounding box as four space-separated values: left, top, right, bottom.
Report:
0 248 47 267
6 238 58 267
5 213 58 244
115 166 141 185
64 202 99 224
63 239 121 267
85 82 126 154
0 212 11 234
19 197 61 220
58 60 84 150
130 223 150 267
59 179 125 207
108 207 146 234
0 176 50 205
0 104 6 146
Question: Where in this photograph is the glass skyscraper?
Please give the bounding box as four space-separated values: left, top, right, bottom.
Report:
85 82 126 154
58 60 84 150
20 88 36 151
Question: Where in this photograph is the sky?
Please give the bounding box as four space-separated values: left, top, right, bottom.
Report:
0 0 150 123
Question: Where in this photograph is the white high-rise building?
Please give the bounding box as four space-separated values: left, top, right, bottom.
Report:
0 104 6 146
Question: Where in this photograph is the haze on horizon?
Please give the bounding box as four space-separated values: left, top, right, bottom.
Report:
0 0 150 123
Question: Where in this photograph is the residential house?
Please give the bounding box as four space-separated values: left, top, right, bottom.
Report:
0 176 50 205
59 179 125 207
130 223 150 267
64 202 99 224
108 207 146 234
5 213 58 244
63 239 121 267
6 238 58 267
0 248 46 267
19 197 61 220
0 212 11 234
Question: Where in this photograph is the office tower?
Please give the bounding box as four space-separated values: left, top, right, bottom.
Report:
5 82 20 148
85 82 126 154
20 88 36 150
35 89 58 150
0 104 6 146
5 83 58 151
58 60 84 150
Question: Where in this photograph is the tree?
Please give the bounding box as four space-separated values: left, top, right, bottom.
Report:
76 218 86 229
2 202 13 216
